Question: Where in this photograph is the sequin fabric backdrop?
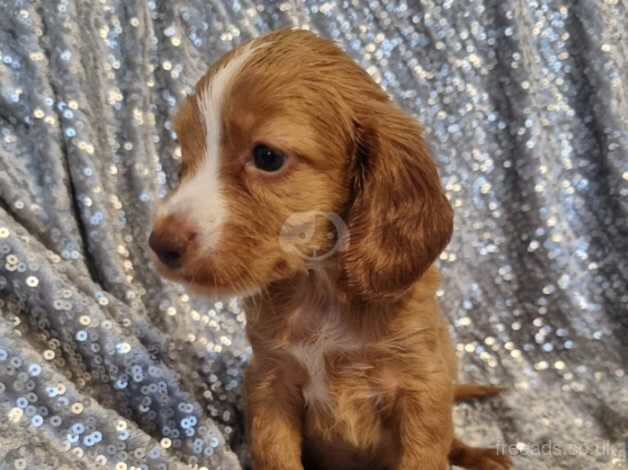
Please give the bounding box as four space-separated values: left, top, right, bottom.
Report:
0 0 626 469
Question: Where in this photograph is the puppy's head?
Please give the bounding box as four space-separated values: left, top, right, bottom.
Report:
150 29 452 300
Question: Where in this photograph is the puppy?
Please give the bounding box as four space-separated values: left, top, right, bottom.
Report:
150 29 511 470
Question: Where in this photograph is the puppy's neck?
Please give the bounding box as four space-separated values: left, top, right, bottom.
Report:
265 260 405 340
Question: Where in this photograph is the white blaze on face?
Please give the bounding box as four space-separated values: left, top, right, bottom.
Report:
161 41 260 251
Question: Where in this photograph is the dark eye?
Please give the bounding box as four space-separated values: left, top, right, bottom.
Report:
252 145 285 172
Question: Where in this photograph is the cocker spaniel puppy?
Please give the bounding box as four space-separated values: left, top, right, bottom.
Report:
150 29 511 470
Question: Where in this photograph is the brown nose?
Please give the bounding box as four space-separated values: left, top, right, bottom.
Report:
149 217 196 268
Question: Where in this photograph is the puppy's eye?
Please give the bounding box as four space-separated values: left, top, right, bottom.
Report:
252 145 285 172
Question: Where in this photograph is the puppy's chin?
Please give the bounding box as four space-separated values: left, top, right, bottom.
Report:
180 275 262 299
152 255 262 299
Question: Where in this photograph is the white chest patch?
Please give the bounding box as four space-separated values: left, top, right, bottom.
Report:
286 312 358 408
288 342 331 405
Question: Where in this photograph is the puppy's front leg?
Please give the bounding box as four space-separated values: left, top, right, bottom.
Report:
246 362 304 470
395 379 454 470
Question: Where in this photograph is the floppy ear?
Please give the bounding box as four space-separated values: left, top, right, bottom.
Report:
342 104 453 301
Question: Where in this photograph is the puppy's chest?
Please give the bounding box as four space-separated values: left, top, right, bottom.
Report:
283 309 397 418
286 323 355 407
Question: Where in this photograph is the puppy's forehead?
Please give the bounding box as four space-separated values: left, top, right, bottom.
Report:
172 39 266 171
174 30 371 170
